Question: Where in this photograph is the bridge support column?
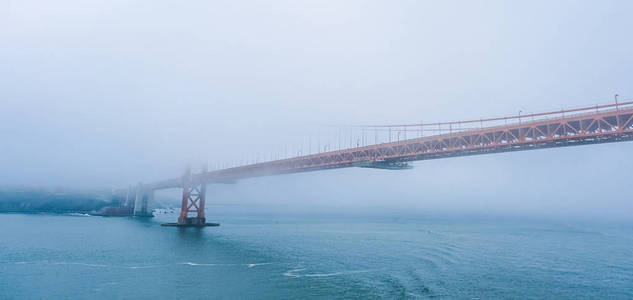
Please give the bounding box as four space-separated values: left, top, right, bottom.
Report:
124 186 131 208
162 166 219 227
133 183 153 217
177 167 207 225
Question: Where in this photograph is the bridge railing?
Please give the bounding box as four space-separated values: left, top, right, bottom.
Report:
139 100 633 189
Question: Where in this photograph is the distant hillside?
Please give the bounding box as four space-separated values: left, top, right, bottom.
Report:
0 188 118 214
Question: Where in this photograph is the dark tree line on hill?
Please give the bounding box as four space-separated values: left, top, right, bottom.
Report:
0 188 119 214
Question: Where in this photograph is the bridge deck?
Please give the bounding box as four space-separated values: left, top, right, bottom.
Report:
145 102 633 190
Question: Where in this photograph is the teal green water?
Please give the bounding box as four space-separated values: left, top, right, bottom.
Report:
1 211 632 299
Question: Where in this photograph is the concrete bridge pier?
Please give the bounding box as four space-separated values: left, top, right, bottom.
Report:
133 183 153 217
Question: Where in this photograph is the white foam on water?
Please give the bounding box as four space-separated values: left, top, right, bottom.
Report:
181 262 216 266
66 213 91 217
246 262 274 268
283 268 306 277
126 265 159 269
305 270 371 277
182 262 275 268
284 268 371 278
53 262 108 267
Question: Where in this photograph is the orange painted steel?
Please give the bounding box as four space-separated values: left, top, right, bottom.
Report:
177 166 207 224
145 101 633 191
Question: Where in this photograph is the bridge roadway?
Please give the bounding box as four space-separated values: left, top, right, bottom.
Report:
148 101 633 189
114 101 633 225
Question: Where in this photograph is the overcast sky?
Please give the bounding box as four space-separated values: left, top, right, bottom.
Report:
2 1 633 217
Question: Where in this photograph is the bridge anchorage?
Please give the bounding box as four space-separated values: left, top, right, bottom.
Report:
162 166 219 227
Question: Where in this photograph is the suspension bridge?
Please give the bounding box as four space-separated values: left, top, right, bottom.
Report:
106 99 633 226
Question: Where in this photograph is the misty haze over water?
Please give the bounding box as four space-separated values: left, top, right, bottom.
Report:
2 1 633 299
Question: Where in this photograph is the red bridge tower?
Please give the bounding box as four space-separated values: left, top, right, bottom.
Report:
177 166 209 226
